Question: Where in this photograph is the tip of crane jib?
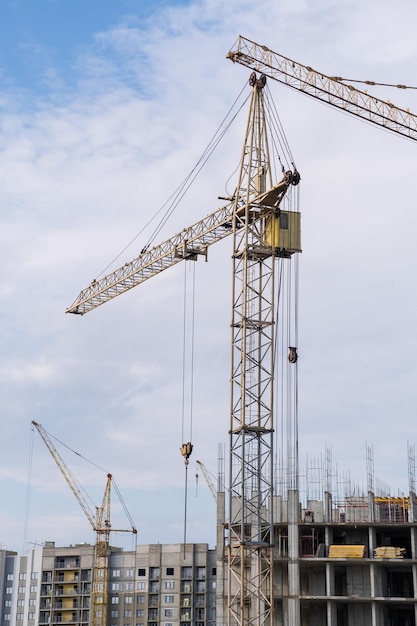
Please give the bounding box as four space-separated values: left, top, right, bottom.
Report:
65 306 83 315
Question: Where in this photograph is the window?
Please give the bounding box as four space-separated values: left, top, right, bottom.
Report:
19 573 26 581
28 614 36 621
136 609 144 617
17 600 24 607
211 567 216 576
165 623 174 626
164 609 174 617
125 596 133 604
124 582 133 591
16 614 23 621
4 601 11 608
196 567 206 579
30 585 37 593
166 567 174 576
125 568 134 577
112 569 121 578
29 598 36 606
137 582 146 590
124 610 132 618
149 581 159 592
181 567 192 579
5 588 12 595
31 572 38 580
18 586 25 594
280 212 288 229
111 583 120 591
165 581 175 589
111 611 119 618
149 567 159 579
138 568 146 576
6 574 13 581
4 614 10 621
165 595 174 603
111 597 119 605
137 595 145 603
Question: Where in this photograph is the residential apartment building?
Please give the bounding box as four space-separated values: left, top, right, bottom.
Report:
0 542 217 626
2 491 417 625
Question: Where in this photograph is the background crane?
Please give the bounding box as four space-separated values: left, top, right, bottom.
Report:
66 37 417 626
32 421 137 626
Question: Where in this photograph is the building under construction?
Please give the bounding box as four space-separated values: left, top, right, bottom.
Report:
2 461 417 626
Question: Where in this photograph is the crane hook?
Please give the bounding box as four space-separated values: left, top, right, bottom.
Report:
180 442 193 465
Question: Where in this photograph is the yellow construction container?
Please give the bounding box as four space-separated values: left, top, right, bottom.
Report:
328 545 366 558
264 211 301 254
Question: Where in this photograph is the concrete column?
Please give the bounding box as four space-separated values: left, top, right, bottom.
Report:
287 489 300 626
324 491 332 523
409 491 417 523
326 561 336 626
367 491 375 523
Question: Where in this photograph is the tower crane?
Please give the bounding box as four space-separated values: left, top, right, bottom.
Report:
32 421 137 626
66 37 417 626
196 459 218 503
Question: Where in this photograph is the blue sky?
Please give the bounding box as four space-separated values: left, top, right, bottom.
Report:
2 0 417 553
0 0 186 87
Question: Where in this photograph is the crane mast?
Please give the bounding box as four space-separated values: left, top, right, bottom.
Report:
32 421 112 626
227 74 300 626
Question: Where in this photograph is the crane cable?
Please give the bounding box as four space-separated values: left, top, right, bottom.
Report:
264 85 298 174
180 261 197 553
333 77 417 91
96 83 251 280
29 422 137 535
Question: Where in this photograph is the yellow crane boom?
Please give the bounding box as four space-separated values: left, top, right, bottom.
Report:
196 460 217 502
32 421 136 626
226 35 417 142
65 177 291 315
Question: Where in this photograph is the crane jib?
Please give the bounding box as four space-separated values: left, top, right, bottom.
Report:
227 35 417 140
66 176 296 315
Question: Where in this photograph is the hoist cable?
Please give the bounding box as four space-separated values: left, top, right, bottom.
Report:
188 264 196 444
183 463 189 556
181 263 188 445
